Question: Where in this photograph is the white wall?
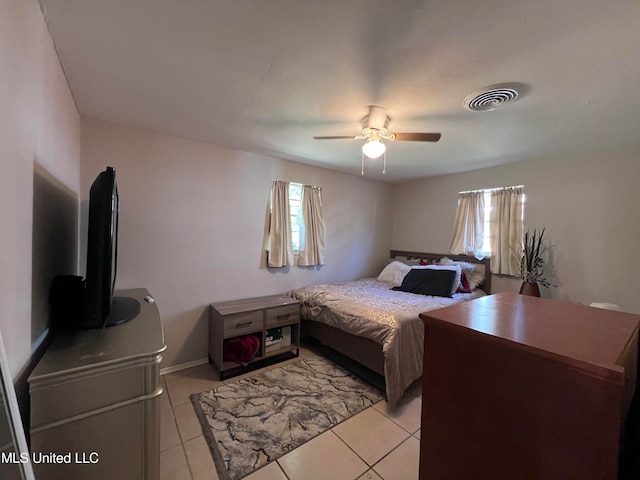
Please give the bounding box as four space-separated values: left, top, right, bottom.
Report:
81 118 393 368
392 148 640 313
0 0 81 378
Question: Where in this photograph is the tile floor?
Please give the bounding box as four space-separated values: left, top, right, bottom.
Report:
160 343 422 480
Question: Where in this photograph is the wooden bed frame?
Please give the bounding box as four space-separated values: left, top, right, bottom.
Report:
301 251 492 377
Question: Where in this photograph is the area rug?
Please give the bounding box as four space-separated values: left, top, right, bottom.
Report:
191 355 384 480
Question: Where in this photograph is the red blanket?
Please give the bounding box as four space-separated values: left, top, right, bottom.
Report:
223 335 260 364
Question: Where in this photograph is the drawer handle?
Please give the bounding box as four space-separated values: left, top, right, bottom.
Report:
277 313 290 320
236 321 252 327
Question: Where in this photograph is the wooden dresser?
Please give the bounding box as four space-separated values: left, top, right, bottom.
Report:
419 293 640 480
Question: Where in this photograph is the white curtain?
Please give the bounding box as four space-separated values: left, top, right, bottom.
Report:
298 185 325 266
267 180 293 267
489 187 524 275
450 191 485 258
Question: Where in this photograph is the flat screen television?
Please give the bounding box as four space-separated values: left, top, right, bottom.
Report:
80 166 140 328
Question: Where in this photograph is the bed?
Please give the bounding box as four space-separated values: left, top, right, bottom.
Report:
289 250 491 407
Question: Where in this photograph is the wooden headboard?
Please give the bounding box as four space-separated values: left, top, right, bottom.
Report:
389 250 492 294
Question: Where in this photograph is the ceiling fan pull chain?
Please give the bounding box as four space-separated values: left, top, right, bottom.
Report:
382 150 387 174
361 151 365 176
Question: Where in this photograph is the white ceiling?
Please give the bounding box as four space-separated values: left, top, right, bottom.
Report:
38 0 640 183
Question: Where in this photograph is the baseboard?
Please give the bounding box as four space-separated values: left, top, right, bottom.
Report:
160 357 209 376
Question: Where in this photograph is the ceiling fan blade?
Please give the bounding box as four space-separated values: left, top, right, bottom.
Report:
393 132 442 142
313 136 357 140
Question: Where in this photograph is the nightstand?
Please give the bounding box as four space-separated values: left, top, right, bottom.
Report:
209 294 300 379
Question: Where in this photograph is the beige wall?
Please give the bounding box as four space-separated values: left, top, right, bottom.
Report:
392 149 640 313
80 118 393 368
0 0 81 378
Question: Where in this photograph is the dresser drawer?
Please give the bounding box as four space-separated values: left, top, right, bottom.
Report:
30 358 161 429
223 310 263 338
266 304 300 327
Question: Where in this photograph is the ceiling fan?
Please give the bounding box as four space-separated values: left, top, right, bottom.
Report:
313 105 441 174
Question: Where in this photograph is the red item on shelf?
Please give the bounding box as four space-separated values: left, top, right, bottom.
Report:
223 334 260 364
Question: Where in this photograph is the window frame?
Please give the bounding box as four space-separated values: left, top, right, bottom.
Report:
469 187 525 258
479 191 492 256
288 182 303 253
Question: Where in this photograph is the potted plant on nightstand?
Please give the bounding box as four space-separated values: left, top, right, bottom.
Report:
519 227 556 297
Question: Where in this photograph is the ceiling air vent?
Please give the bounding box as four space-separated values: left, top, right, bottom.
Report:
464 84 521 112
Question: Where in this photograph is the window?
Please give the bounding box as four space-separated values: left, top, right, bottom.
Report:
288 183 302 251
450 186 524 275
476 189 525 256
480 191 492 255
268 180 325 268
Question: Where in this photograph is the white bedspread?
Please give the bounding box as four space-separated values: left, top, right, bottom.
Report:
289 278 485 407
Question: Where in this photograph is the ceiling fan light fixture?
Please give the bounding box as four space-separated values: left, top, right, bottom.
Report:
362 138 386 158
313 105 441 175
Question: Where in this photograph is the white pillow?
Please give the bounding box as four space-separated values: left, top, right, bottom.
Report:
439 257 485 290
412 264 462 296
378 261 411 286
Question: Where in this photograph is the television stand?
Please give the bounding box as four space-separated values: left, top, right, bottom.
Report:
107 295 141 326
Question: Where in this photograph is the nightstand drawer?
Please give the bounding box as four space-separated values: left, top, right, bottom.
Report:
223 310 263 338
266 304 300 327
